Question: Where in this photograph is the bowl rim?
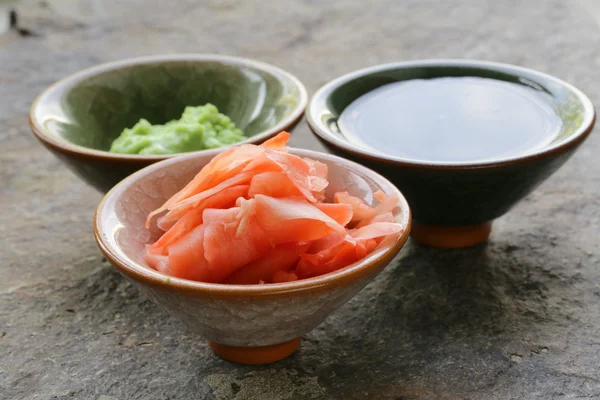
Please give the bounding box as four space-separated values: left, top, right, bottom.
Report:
29 53 309 162
306 59 596 170
94 147 412 298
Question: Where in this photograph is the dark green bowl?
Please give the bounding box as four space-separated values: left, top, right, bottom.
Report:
306 60 595 248
30 54 308 193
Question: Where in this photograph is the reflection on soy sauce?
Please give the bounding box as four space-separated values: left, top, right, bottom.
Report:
338 77 563 163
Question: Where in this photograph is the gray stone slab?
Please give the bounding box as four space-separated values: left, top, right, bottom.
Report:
2 0 600 399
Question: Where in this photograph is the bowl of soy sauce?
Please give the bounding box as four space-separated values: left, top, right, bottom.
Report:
306 60 595 248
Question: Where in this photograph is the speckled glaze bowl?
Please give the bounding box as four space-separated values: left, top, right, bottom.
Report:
30 54 308 193
307 60 595 248
94 148 411 364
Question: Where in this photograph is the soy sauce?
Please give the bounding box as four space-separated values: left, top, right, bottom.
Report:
338 77 562 162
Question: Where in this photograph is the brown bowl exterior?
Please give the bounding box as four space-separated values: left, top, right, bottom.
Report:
94 148 411 347
312 137 588 226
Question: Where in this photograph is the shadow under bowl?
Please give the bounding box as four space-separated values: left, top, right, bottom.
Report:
306 59 595 248
94 148 411 364
30 54 308 193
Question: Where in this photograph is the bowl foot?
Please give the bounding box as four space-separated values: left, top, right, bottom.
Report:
411 222 492 248
208 338 301 364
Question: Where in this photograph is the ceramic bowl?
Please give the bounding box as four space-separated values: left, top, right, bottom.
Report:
306 59 595 248
30 54 308 193
94 148 411 364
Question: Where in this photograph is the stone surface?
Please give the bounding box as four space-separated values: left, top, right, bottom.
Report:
2 0 600 399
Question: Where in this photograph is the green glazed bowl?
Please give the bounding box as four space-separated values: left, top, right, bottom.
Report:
306 60 595 248
30 54 308 193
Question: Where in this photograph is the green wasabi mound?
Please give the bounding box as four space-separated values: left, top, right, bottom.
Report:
109 104 245 155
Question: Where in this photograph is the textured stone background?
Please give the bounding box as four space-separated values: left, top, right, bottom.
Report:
2 0 600 399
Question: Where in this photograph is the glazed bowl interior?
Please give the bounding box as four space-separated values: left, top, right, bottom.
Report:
95 148 411 296
307 60 594 166
31 54 307 158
